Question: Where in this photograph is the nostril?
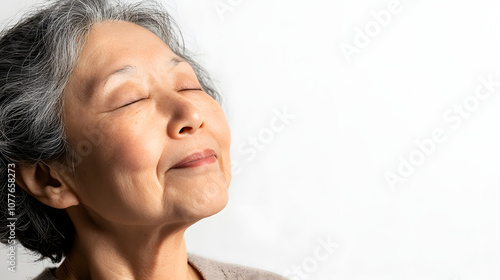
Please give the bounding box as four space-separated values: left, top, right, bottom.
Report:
171 119 202 138
179 127 191 134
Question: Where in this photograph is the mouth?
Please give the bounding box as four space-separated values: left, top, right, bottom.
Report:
171 149 217 169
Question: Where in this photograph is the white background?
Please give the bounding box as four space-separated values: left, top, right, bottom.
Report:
1 0 500 279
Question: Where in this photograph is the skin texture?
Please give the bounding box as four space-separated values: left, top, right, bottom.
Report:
16 20 231 279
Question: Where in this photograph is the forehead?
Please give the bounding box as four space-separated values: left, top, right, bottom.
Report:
66 20 175 102
78 20 170 67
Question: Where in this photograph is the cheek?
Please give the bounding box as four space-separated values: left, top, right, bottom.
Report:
205 97 231 143
216 114 231 161
72 115 163 193
71 120 166 222
100 115 163 172
207 100 232 178
107 128 159 171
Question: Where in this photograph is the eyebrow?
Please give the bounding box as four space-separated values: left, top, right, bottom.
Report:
100 56 186 94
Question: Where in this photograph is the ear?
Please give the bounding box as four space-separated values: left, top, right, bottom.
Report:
15 162 80 209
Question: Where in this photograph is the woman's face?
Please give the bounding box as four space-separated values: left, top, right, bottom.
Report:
61 21 231 228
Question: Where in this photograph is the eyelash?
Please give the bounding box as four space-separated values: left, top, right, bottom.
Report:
119 88 203 108
120 98 146 108
180 88 203 92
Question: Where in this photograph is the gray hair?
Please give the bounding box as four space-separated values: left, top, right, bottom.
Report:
0 0 220 263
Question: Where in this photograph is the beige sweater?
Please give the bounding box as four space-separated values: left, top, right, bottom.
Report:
33 253 288 280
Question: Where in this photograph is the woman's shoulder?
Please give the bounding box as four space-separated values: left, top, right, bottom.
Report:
188 253 288 280
32 255 288 280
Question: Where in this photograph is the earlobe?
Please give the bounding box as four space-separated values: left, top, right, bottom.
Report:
16 162 80 209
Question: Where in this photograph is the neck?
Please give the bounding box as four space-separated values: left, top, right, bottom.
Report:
55 207 203 280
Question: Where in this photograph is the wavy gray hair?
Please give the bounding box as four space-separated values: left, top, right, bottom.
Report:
0 0 220 263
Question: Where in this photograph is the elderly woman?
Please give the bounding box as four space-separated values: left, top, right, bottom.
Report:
0 0 286 279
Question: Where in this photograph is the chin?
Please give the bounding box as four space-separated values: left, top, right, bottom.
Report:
175 186 229 224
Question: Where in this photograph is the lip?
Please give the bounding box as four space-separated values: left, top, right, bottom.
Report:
171 149 217 169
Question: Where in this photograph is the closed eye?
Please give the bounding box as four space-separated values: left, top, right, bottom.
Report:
180 88 203 92
120 98 146 108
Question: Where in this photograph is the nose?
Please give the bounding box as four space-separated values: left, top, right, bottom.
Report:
163 94 204 139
